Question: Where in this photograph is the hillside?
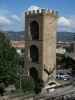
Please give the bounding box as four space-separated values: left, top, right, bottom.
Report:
57 32 75 42
2 31 75 42
4 31 24 41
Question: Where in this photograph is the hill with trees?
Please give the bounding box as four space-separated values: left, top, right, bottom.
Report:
3 31 75 42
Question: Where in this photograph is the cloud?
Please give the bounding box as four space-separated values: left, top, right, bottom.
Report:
27 5 41 11
57 16 75 32
58 17 71 27
0 16 11 25
0 16 12 31
11 15 21 22
68 16 75 29
0 8 22 31
0 15 22 31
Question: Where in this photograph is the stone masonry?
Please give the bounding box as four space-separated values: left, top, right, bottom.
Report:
24 9 58 82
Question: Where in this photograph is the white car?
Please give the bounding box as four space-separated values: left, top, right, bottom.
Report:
56 73 71 80
62 74 71 80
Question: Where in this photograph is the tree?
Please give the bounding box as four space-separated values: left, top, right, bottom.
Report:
0 32 19 85
0 32 37 94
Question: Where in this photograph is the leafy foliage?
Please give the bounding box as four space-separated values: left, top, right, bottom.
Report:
0 32 19 84
21 79 34 92
0 32 44 94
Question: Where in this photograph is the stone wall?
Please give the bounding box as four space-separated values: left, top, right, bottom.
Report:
24 9 58 82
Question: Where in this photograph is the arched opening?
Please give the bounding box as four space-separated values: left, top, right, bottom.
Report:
30 21 39 40
29 67 38 80
30 45 39 63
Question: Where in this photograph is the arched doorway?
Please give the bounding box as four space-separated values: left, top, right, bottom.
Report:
30 45 39 63
29 67 39 80
30 21 39 40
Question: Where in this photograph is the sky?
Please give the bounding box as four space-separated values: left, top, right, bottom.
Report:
0 0 75 32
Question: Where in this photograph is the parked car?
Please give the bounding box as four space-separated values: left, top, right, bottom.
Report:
56 72 72 80
62 74 72 80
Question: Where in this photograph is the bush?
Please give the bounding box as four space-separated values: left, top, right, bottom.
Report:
15 78 34 93
21 79 34 92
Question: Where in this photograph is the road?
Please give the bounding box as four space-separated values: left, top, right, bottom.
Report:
0 82 75 100
35 83 75 100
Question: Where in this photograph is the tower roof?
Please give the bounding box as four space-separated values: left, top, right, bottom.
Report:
25 6 58 17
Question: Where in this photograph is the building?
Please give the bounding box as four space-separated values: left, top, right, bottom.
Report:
11 40 25 55
24 8 58 82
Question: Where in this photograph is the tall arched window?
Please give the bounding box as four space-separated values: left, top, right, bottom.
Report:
30 45 39 62
30 21 39 40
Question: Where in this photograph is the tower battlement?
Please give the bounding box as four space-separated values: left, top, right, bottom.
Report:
25 9 58 16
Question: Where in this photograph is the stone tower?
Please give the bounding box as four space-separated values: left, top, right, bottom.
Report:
24 9 58 82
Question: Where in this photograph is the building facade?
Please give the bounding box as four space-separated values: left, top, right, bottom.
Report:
24 9 58 82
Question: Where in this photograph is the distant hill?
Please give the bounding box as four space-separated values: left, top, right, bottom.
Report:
4 31 24 41
2 31 75 42
57 32 75 42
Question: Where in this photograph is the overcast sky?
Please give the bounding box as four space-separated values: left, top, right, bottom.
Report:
0 0 75 32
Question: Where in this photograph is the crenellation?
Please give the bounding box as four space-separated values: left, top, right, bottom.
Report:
51 9 55 14
56 11 58 15
25 9 58 16
49 9 53 13
33 10 35 14
41 9 46 13
29 11 31 14
25 11 29 15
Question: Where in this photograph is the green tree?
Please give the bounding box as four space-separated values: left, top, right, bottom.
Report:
0 32 19 85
